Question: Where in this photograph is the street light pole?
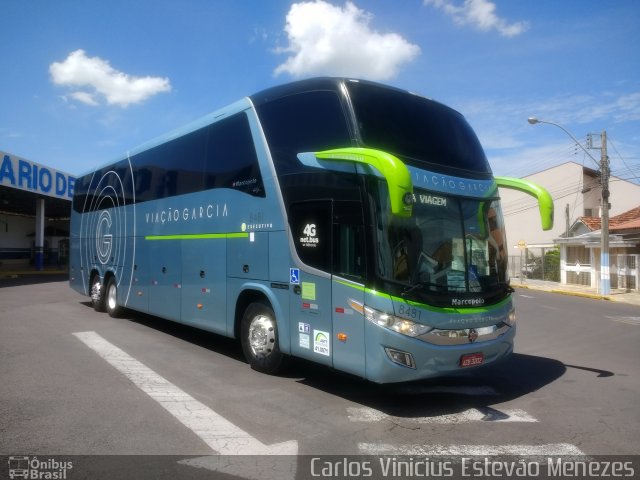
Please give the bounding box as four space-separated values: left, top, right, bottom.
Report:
527 117 611 296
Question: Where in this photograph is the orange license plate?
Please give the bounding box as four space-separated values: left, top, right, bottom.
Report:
460 352 484 367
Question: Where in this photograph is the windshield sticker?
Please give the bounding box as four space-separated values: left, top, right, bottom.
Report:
299 322 311 334
416 194 447 206
300 223 319 247
313 330 330 356
299 333 310 349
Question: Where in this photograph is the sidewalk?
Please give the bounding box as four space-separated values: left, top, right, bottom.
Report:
513 278 640 307
0 266 68 279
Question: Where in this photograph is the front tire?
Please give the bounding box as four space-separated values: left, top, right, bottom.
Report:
105 277 123 318
240 302 285 374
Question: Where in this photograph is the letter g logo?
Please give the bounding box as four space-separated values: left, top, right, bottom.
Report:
96 210 113 265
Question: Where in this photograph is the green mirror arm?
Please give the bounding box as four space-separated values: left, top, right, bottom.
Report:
315 147 414 217
495 176 554 231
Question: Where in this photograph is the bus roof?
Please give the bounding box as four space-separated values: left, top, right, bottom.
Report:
249 77 448 112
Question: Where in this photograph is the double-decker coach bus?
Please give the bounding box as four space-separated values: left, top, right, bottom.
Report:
70 78 553 383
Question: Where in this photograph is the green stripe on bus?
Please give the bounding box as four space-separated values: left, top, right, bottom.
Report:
145 232 249 240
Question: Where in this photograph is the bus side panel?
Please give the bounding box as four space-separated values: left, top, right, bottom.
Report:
331 280 366 378
227 232 269 281
269 230 291 284
125 236 148 312
147 239 182 321
181 238 227 335
289 271 333 367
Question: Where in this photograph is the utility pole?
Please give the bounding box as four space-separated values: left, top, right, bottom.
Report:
588 131 610 295
600 131 610 295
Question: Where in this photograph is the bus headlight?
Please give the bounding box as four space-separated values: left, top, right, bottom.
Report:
507 308 516 326
364 306 432 337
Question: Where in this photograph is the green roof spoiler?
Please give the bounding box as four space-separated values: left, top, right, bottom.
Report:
314 148 414 217
495 176 554 231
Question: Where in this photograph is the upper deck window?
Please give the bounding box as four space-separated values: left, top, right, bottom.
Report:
347 82 491 178
256 90 352 175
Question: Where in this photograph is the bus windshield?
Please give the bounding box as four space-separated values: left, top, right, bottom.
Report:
372 183 509 304
347 81 492 178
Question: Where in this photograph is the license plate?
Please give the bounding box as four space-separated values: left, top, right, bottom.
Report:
460 352 484 368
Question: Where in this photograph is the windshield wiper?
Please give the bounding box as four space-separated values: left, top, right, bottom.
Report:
401 282 423 297
401 281 443 297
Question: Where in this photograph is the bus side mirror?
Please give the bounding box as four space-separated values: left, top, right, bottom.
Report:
495 177 554 231
299 147 414 218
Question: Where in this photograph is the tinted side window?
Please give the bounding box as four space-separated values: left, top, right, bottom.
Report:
204 112 264 197
73 112 264 212
131 126 207 202
256 91 352 175
333 201 365 280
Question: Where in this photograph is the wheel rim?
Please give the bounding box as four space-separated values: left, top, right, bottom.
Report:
248 314 275 358
107 282 117 311
91 278 102 303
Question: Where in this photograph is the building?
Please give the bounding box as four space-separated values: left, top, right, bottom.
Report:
0 150 75 270
498 161 640 291
555 206 640 291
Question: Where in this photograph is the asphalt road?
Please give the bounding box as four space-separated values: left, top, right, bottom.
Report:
1 276 639 477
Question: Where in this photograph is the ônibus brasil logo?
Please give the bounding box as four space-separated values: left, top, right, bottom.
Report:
8 456 73 479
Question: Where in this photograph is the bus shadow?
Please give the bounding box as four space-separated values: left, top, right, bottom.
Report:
293 354 571 418
85 304 247 363
80 302 612 419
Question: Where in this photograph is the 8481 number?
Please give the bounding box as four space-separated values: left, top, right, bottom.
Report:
397 304 421 320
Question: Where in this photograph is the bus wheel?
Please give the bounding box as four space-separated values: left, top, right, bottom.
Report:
241 302 285 374
105 277 123 318
90 274 105 312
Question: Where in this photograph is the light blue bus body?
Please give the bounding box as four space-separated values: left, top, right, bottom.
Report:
70 78 550 383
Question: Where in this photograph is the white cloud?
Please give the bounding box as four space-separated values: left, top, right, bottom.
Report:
68 91 100 106
274 1 420 80
425 0 529 37
50 50 171 107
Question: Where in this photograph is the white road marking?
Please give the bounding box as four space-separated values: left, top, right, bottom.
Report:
359 443 585 456
73 331 298 456
606 316 640 326
347 406 537 424
518 294 536 298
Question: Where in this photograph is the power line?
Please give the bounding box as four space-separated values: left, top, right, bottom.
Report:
608 137 640 183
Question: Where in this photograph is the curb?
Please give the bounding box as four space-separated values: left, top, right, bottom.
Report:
0 270 68 279
513 283 613 301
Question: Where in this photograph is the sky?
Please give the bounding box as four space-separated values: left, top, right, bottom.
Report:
1 0 639 186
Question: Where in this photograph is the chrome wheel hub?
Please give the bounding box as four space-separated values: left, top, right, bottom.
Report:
107 283 117 310
248 315 275 358
91 280 102 302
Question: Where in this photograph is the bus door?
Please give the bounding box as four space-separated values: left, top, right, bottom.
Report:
331 201 366 378
147 239 182 321
288 201 333 367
